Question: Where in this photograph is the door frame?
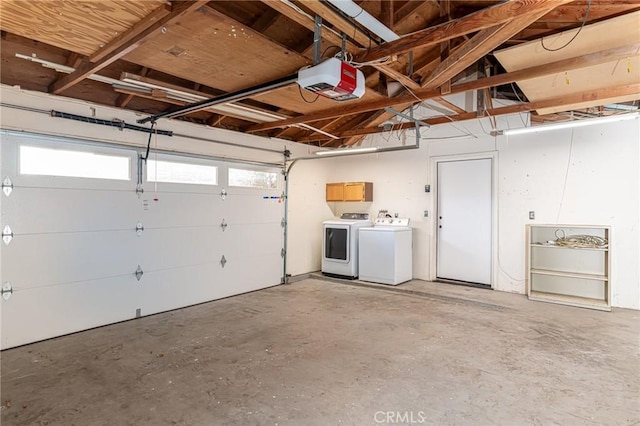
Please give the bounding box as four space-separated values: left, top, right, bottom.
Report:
429 152 498 288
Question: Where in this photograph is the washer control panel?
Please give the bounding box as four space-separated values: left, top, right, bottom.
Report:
374 218 410 227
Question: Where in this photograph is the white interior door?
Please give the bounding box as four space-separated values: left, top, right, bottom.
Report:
437 158 492 285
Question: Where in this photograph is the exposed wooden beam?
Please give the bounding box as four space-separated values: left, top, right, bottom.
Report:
116 67 148 108
439 0 452 94
246 43 639 133
49 0 209 94
420 6 553 90
334 83 640 138
379 1 395 29
261 0 420 90
433 97 466 114
356 0 575 63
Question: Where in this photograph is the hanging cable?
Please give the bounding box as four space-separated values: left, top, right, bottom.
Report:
298 84 319 103
141 121 156 162
541 0 591 52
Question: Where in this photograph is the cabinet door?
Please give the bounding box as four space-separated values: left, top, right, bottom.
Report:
343 183 365 201
326 183 345 201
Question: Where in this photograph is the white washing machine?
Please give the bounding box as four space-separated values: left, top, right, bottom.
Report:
322 213 371 279
358 218 412 285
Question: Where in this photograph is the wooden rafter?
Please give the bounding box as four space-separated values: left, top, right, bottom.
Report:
246 43 639 133
420 6 554 90
49 0 209 94
333 83 640 139
263 0 421 90
356 0 575 63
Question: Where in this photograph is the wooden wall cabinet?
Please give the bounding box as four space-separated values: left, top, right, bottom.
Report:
526 224 611 311
326 182 373 202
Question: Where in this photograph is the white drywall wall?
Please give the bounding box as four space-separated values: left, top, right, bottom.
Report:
304 108 639 309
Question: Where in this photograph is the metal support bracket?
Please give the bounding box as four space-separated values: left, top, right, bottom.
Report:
313 15 323 65
2 177 13 197
136 221 144 236
220 219 228 232
2 225 13 245
135 265 144 281
2 282 12 301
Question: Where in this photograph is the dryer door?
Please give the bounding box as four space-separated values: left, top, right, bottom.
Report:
323 224 350 263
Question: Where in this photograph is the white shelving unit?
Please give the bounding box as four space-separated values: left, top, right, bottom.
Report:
526 224 611 311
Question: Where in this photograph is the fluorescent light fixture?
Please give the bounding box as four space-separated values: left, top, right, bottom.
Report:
502 112 639 136
315 147 378 156
326 0 399 42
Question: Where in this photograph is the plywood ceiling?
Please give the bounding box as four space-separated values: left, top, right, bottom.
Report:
494 11 640 115
1 0 639 147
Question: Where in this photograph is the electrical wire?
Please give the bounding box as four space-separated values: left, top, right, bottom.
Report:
541 0 591 52
298 84 319 104
552 230 608 248
555 128 574 222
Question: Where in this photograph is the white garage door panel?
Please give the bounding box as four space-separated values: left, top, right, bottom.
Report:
138 228 222 269
1 134 284 349
2 232 139 289
221 224 282 257
1 275 140 349
222 253 283 294
139 192 223 228
225 198 282 224
3 188 138 233
140 264 227 315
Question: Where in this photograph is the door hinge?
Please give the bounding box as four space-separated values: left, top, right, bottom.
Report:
281 218 286 228
135 265 144 281
2 177 13 197
281 248 286 258
220 219 228 232
136 221 144 236
2 225 13 245
220 255 227 268
1 282 12 301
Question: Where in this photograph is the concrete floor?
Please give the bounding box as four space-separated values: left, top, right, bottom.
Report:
1 278 639 425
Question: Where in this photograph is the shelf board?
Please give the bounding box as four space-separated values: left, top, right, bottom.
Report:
530 243 608 252
530 268 608 281
528 290 611 311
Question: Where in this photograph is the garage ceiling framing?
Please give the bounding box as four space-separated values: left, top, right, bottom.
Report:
1 0 639 147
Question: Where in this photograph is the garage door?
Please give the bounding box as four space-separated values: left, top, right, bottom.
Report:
0 133 283 349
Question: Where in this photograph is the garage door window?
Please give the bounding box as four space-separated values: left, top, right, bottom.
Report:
147 159 218 186
19 145 130 180
228 168 278 189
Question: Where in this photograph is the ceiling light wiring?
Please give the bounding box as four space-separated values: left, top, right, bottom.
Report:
541 0 591 52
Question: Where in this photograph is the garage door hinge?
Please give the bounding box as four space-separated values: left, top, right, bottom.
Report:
136 221 144 236
2 177 13 197
281 218 286 228
2 225 13 245
135 265 144 281
1 282 12 301
220 189 227 200
220 255 227 268
220 219 228 232
136 185 144 196
281 248 286 258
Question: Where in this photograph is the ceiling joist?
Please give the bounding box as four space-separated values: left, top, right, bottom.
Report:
246 43 639 133
49 0 209 94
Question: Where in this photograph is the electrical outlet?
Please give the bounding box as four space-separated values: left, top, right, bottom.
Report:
529 211 535 220
424 185 431 193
